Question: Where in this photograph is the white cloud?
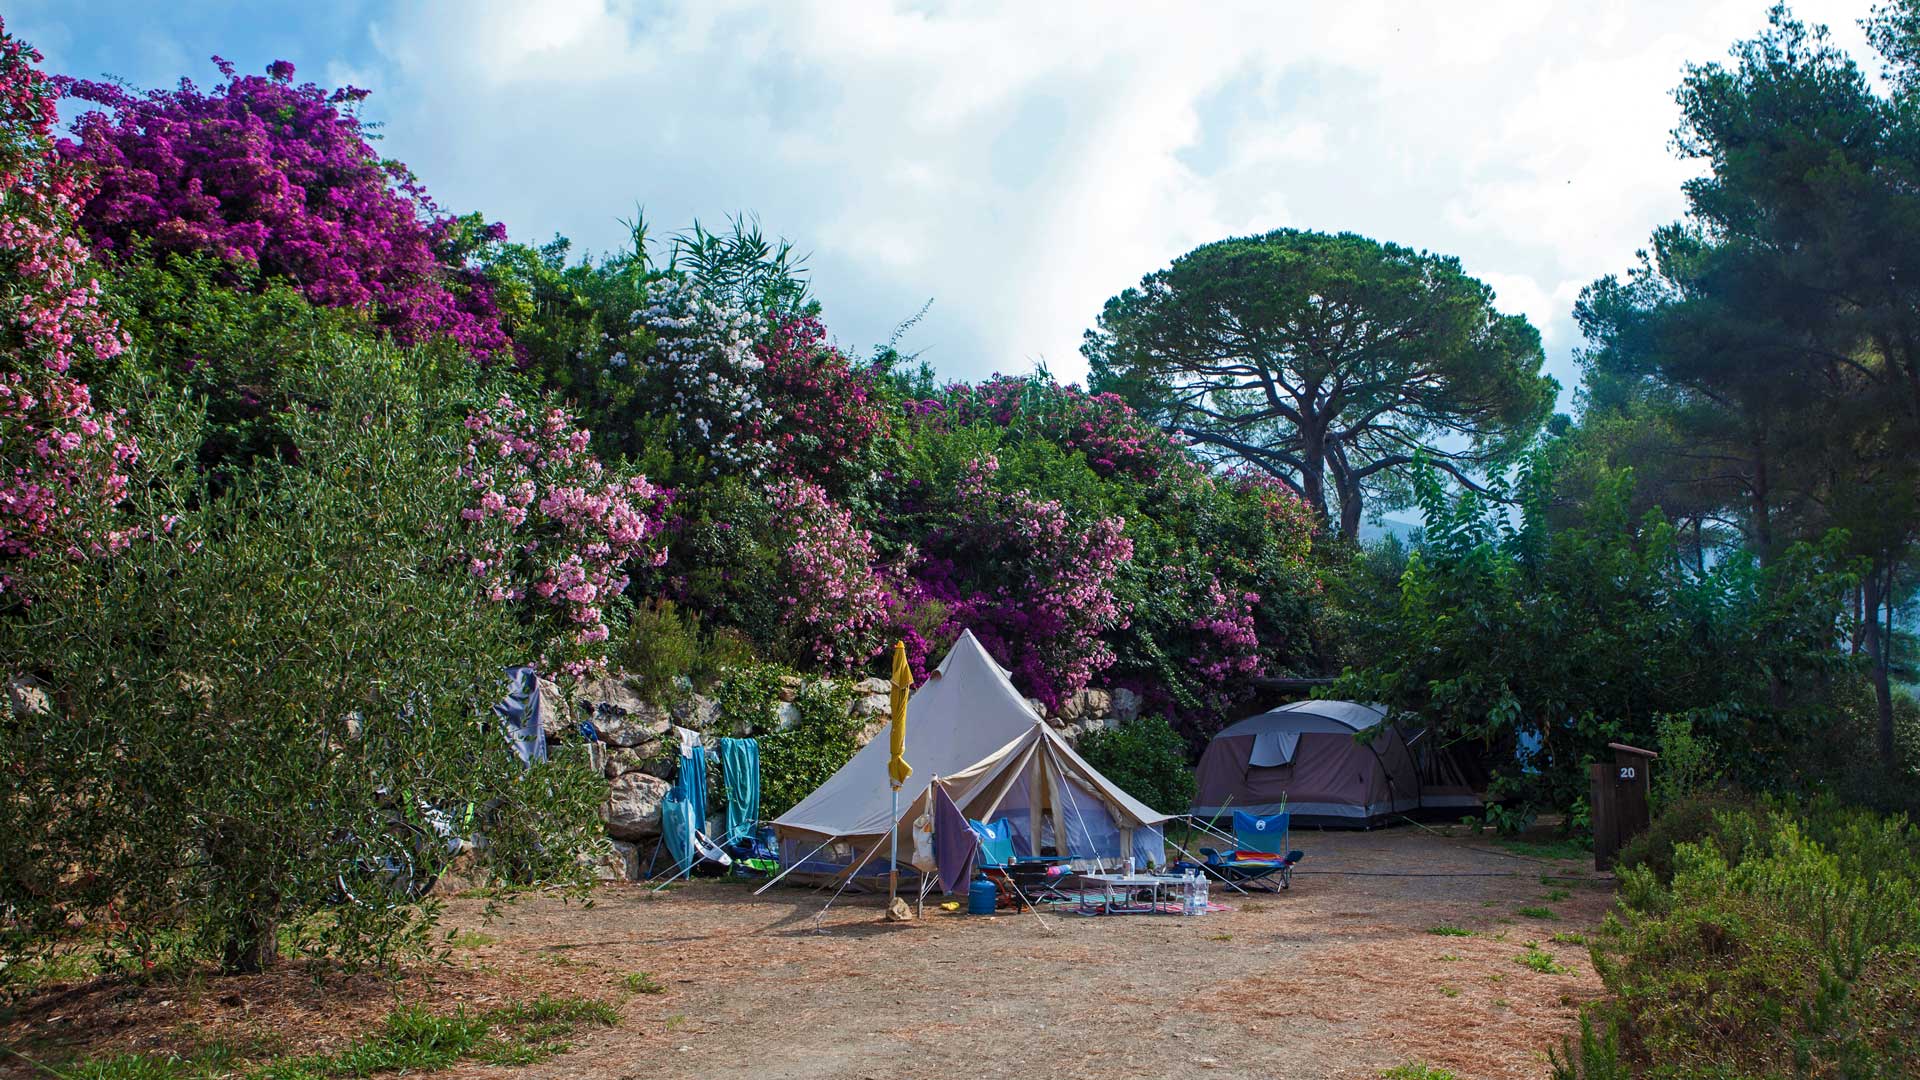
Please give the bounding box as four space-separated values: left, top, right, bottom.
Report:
342 0 1882 396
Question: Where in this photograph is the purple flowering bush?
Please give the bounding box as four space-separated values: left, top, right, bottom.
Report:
58 59 508 358
911 455 1134 710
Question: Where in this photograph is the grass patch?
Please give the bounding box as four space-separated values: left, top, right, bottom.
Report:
1435 953 1461 962
1515 906 1559 920
1549 930 1588 946
49 995 618 1080
1542 888 1571 902
1497 836 1589 862
1426 925 1472 937
1439 985 1460 998
444 930 497 949
1207 933 1232 942
620 971 666 995
1380 1065 1459 1080
1516 942 1571 975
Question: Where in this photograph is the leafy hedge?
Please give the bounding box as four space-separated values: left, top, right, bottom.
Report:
1557 799 1920 1078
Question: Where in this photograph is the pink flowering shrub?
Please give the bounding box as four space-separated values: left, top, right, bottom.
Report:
761 477 895 670
0 19 138 579
751 315 887 495
461 395 670 677
914 456 1133 710
1189 577 1263 687
58 59 508 358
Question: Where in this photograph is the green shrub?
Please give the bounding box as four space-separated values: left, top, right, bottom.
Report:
614 600 703 705
1073 716 1194 813
1564 800 1920 1078
1613 791 1757 886
756 676 860 819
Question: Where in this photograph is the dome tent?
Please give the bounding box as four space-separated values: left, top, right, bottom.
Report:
773 630 1171 881
1192 700 1452 827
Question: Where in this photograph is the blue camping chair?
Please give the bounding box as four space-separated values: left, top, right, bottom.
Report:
968 818 1071 905
1199 811 1304 891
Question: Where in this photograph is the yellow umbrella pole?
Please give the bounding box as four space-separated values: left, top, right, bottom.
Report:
886 641 913 910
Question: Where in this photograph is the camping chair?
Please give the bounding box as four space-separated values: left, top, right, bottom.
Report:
969 818 1072 906
1198 810 1304 891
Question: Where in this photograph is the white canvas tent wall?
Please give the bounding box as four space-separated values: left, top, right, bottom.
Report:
772 629 1171 879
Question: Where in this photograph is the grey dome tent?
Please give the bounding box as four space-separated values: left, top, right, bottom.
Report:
1191 701 1477 827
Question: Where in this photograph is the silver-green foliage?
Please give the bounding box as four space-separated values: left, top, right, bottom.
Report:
0 355 606 974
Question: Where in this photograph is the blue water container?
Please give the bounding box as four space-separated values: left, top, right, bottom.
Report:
967 876 997 915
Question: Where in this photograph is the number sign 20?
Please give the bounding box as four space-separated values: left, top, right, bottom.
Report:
1618 765 1637 781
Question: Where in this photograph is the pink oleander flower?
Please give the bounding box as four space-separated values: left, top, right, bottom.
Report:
0 18 139 583
460 394 671 678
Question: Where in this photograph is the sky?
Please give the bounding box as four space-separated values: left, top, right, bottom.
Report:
19 0 1884 407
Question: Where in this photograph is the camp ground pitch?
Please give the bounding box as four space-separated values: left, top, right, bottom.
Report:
771 630 1171 885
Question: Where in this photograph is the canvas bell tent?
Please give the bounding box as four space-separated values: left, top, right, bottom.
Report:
1191 700 1481 827
773 629 1172 882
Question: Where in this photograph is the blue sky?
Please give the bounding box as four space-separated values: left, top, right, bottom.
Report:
21 0 1882 406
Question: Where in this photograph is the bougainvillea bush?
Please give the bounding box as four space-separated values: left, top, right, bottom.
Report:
911 455 1134 710
0 18 138 582
58 58 508 358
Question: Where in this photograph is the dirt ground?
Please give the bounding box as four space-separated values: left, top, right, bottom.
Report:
4 826 1612 1080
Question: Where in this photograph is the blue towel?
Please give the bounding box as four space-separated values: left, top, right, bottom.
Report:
661 793 695 870
718 737 760 844
674 743 708 831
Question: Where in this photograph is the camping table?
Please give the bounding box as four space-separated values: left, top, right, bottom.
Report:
1075 873 1191 915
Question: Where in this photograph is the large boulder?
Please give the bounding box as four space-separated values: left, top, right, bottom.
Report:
1110 688 1142 725
576 676 673 747
672 693 720 731
605 745 674 781
604 772 673 840
1056 688 1111 726
852 691 891 722
852 676 891 697
589 840 641 882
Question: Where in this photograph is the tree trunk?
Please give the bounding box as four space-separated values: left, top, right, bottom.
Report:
1864 563 1898 768
222 914 279 975
1298 425 1332 529
1749 444 1774 567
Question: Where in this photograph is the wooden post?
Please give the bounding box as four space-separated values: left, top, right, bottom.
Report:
1592 742 1657 871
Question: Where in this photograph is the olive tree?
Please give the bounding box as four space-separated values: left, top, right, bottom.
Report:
0 355 607 974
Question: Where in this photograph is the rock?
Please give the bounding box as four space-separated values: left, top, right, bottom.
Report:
776 675 805 703
605 772 673 840
583 740 607 776
854 717 890 749
774 701 801 732
1110 688 1142 725
576 676 673 747
853 676 891 697
852 692 891 720
7 675 49 718
672 694 719 731
592 840 641 882
1057 688 1111 725
1024 697 1049 720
